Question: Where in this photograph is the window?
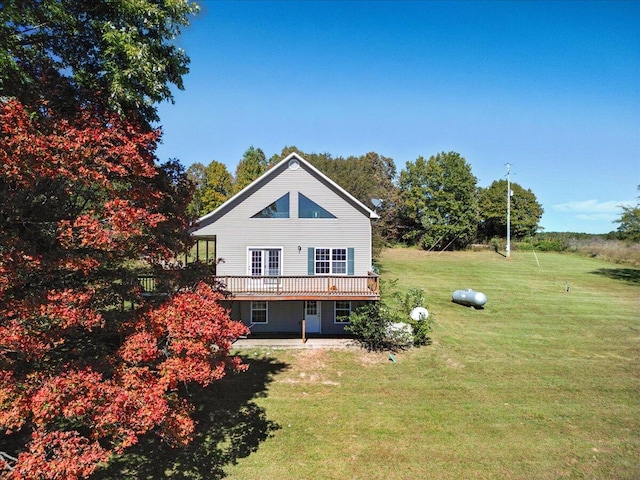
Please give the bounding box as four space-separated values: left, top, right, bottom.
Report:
315 248 347 275
251 301 268 324
298 193 336 218
252 193 289 218
251 250 262 276
308 247 354 276
306 301 318 316
185 237 216 265
249 248 281 276
315 248 330 274
332 249 347 274
335 301 351 323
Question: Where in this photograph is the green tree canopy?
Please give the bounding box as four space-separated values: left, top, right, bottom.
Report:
0 0 198 126
346 152 401 252
185 160 233 218
269 146 396 205
398 152 478 250
614 186 640 242
185 162 207 218
477 179 544 240
201 160 233 214
233 146 267 193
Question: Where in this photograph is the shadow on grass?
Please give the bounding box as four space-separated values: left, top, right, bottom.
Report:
93 355 289 480
590 267 640 285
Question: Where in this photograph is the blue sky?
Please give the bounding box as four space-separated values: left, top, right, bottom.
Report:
156 0 640 234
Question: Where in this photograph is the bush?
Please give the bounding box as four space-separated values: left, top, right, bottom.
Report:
515 237 568 252
489 237 505 253
396 287 433 346
410 314 433 347
345 302 392 351
346 282 433 351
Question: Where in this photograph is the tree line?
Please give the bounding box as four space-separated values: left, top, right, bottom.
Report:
187 147 545 255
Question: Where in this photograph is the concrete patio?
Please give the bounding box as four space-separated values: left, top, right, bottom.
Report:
231 337 358 349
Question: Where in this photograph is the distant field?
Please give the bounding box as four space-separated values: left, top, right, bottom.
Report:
100 249 640 479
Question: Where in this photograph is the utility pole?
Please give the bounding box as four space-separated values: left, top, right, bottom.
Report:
506 163 511 258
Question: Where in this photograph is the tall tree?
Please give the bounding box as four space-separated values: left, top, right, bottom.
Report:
345 152 401 255
0 0 197 127
200 160 233 214
397 156 432 245
398 152 478 250
0 3 250 478
477 179 544 240
0 99 248 480
185 162 207 218
185 160 233 218
233 146 267 194
614 186 640 242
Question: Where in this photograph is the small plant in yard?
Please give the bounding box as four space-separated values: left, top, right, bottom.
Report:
345 302 391 351
346 280 434 351
396 287 433 346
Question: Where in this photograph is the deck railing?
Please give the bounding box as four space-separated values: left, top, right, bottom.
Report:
132 274 380 300
208 275 380 298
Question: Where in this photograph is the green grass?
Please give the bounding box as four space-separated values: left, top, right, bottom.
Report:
99 249 639 479
221 249 639 479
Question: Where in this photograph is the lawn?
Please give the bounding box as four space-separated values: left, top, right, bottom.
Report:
98 249 640 479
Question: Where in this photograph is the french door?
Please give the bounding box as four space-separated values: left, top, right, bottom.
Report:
249 248 281 285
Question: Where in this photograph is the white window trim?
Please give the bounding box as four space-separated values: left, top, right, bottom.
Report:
314 247 348 276
334 300 352 324
251 301 268 324
246 246 284 276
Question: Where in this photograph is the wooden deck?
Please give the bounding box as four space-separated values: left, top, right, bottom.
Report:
135 274 380 301
208 275 380 301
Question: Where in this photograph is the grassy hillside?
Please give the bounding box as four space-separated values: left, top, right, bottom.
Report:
99 249 640 479
221 249 639 479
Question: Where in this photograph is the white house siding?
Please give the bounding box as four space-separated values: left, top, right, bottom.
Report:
193 160 374 277
193 154 377 335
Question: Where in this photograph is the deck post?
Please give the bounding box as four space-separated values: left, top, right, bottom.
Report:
301 319 306 344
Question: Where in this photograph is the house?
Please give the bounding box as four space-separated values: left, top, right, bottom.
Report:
191 152 380 337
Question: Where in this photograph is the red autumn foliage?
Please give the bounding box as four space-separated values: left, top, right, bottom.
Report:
0 100 249 479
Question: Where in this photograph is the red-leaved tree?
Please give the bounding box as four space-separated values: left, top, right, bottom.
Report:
0 99 249 479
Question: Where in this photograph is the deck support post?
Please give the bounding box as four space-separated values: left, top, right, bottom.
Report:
301 319 306 344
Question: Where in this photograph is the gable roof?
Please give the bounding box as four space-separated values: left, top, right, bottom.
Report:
194 152 379 230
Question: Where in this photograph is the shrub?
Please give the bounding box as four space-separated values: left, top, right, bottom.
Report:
396 287 433 346
515 237 568 252
345 302 396 351
346 282 434 351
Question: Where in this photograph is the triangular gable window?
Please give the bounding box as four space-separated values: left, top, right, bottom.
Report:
298 193 336 218
252 193 290 218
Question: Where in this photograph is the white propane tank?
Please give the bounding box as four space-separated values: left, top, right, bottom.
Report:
410 307 429 320
452 289 487 308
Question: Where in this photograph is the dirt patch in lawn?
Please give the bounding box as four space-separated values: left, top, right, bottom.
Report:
278 350 339 385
